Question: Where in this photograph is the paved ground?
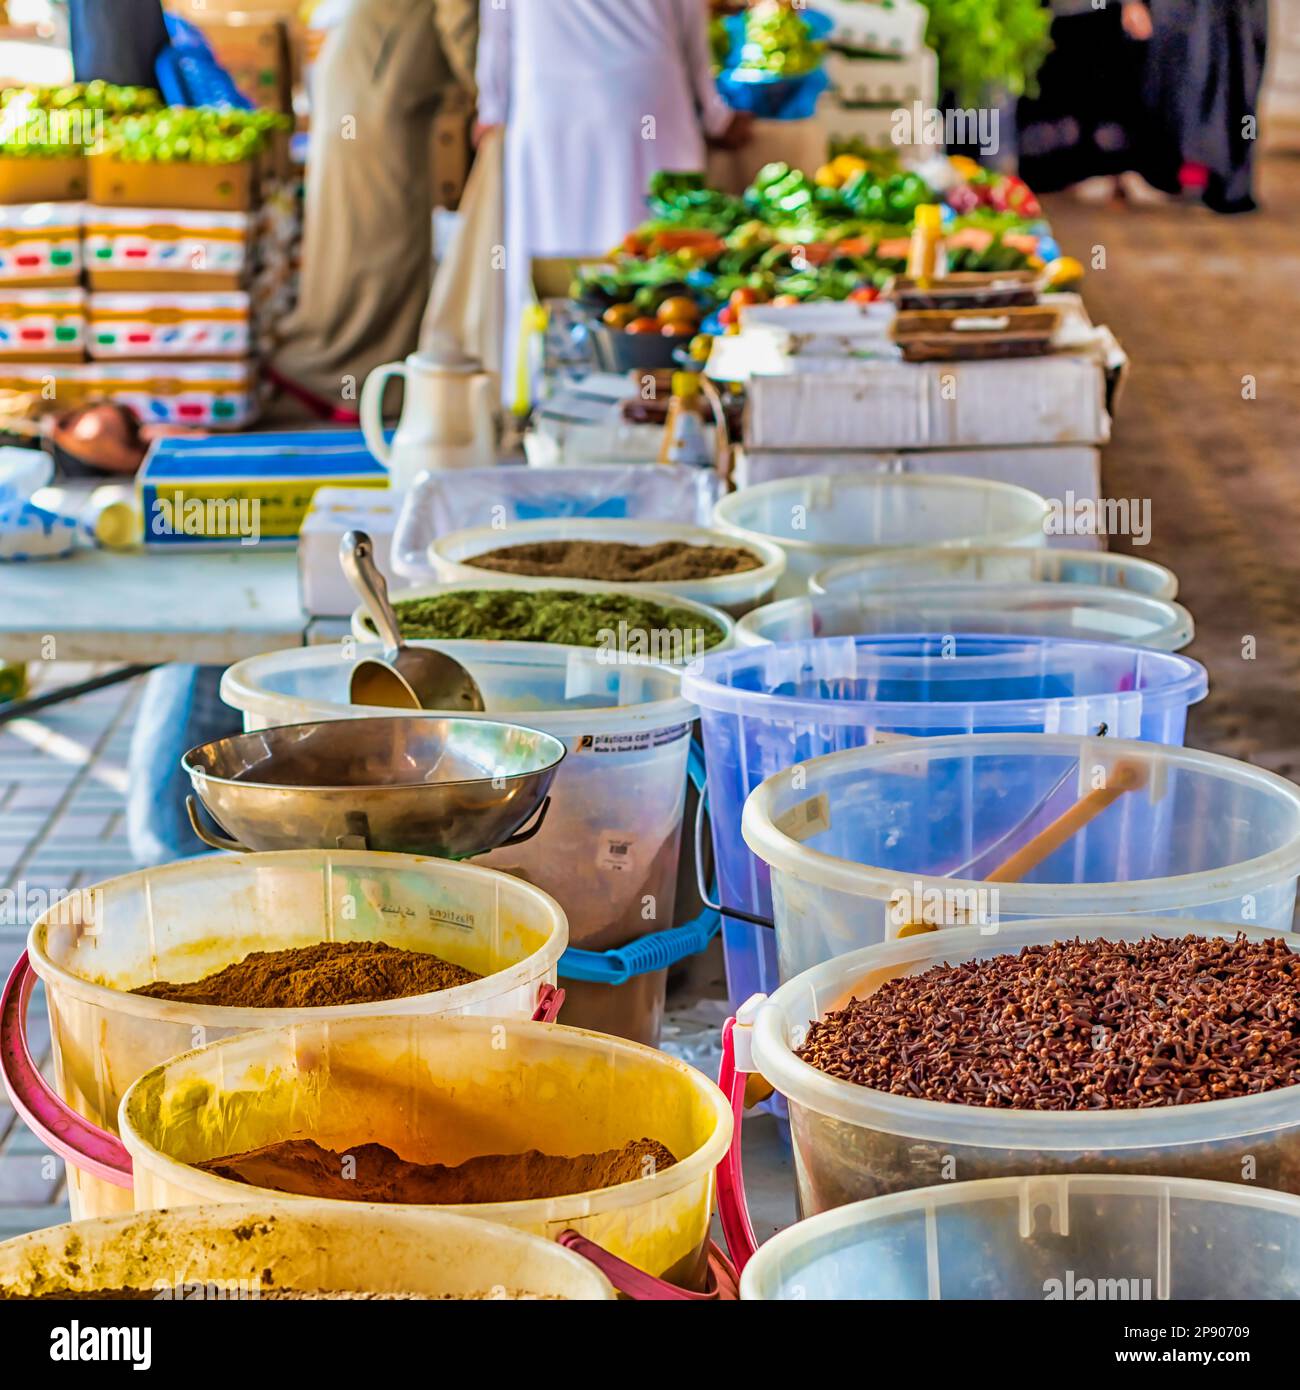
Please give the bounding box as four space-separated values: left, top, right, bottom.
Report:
3 156 1300 1243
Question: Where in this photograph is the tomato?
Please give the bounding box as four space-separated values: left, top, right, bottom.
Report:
624 317 662 335
660 320 696 337
602 303 639 329
656 296 700 324
729 287 761 308
772 294 800 306
718 305 736 327
849 286 880 304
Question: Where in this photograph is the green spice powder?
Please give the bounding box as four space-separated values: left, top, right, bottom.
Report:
383 588 726 651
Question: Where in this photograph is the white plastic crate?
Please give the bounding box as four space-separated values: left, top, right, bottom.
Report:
823 46 938 107
817 0 929 56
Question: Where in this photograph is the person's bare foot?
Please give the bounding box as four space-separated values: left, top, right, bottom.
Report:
1118 171 1170 207
1070 176 1120 204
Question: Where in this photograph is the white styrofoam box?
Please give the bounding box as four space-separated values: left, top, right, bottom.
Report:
0 202 83 283
743 352 1117 450
87 291 251 359
823 46 938 107
818 0 929 55
0 285 85 356
298 486 404 617
733 445 1104 550
820 99 923 154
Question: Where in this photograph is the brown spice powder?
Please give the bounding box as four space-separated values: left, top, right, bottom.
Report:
198 1137 677 1204
131 941 481 1009
466 538 761 583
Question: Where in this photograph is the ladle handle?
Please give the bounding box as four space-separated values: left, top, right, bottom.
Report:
340 530 403 653
0 952 134 1189
186 796 250 854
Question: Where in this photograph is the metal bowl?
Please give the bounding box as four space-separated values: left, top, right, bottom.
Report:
183 716 565 860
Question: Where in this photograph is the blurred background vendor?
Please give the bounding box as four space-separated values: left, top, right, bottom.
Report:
475 0 752 410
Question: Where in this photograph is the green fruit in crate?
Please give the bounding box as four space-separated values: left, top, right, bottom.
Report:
0 663 27 704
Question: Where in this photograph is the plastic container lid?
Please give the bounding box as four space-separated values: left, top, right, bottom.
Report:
735 585 1195 651
811 545 1179 601
739 1173 1300 1300
428 517 787 618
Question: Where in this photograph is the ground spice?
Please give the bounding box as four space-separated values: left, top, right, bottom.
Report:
131 941 480 1008
198 1136 677 1203
386 588 726 649
465 538 761 583
797 934 1300 1110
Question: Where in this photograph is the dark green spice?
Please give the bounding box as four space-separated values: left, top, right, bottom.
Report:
373 588 726 652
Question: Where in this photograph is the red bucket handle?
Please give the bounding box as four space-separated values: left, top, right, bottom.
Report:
0 951 134 1189
558 1232 737 1300
531 983 565 1023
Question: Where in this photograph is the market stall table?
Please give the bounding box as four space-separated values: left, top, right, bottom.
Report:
0 548 305 722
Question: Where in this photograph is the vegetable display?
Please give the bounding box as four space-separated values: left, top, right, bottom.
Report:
100 108 291 165
574 154 1065 325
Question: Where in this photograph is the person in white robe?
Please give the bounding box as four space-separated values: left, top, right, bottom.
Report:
475 0 750 408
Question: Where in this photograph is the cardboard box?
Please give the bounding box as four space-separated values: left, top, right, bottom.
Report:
742 353 1119 450
430 89 471 209
708 118 831 196
299 483 403 615
0 202 83 285
89 359 260 429
88 154 257 213
139 429 389 548
197 16 294 113
83 204 251 291
734 444 1105 551
0 156 88 204
0 286 85 361
87 290 251 360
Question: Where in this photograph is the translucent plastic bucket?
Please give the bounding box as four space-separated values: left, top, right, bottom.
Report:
12 850 566 1222
349 577 736 657
391 464 725 584
0 1201 615 1300
812 545 1179 601
685 640 1207 1009
735 585 1195 651
429 517 787 616
713 474 1051 598
740 1174 1300 1300
119 1014 733 1290
221 642 697 1046
741 733 1300 983
749 919 1300 1213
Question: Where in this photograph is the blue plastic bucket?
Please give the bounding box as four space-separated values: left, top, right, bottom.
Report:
680 633 1208 1010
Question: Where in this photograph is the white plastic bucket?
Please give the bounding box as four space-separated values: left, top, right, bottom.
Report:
812 544 1179 600
119 1014 733 1290
429 517 787 616
23 849 567 1221
750 918 1300 1214
0 1201 615 1300
740 1174 1300 1300
741 733 1300 983
714 474 1051 598
350 576 736 657
221 642 697 1045
735 585 1195 651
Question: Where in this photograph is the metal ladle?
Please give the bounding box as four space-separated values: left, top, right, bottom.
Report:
340 530 485 711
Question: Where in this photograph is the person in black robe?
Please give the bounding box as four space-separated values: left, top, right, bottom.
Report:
1144 0 1269 213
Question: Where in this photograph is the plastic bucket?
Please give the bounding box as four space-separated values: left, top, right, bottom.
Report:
0 1201 615 1300
119 1014 733 1290
349 577 736 657
6 850 567 1222
429 518 787 617
749 919 1300 1213
685 640 1207 1009
221 642 698 1045
713 474 1051 598
812 544 1179 601
741 733 1300 983
391 464 725 584
739 1174 1300 1300
735 585 1195 651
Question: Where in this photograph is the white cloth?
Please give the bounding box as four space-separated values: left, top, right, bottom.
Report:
476 0 733 407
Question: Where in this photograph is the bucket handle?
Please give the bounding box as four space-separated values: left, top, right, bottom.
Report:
0 952 134 1189
557 1232 736 1300
692 776 775 930
493 795 552 852
530 983 565 1023
185 795 250 854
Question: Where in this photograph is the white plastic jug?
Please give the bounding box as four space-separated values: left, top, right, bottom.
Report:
360 335 497 485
